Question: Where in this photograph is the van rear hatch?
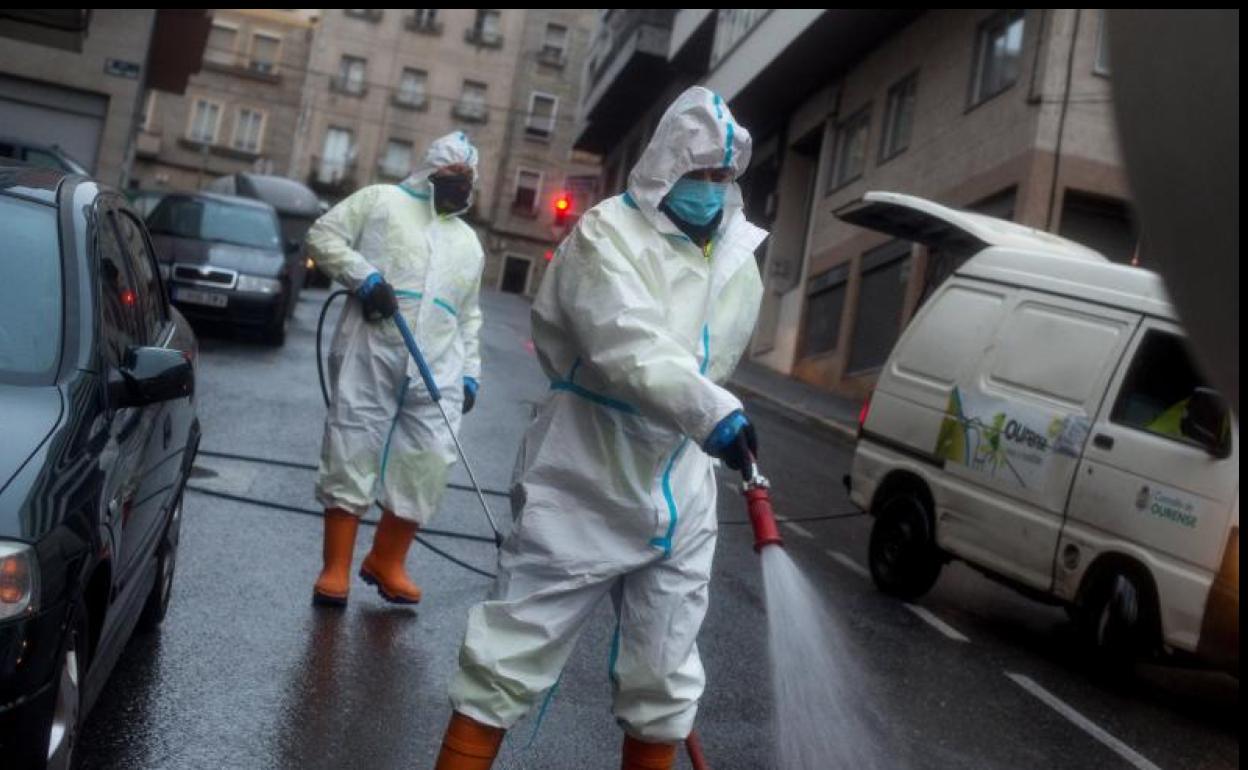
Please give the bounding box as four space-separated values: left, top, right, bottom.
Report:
836 191 1107 261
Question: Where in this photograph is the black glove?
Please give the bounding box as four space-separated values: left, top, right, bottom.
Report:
704 411 758 473
462 377 479 414
722 420 759 473
357 273 398 322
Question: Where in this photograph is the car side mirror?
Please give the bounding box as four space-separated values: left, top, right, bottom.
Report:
109 346 194 409
286 239 301 255
1181 387 1232 459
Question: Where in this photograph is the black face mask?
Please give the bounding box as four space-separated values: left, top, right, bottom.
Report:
431 174 473 214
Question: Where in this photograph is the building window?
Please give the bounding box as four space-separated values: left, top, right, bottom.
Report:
468 9 502 47
249 32 282 75
455 80 488 122
396 68 428 108
232 108 265 153
1094 10 1111 75
187 99 222 143
512 169 542 214
335 55 368 96
970 9 1025 106
319 127 354 183
499 254 532 295
540 23 568 64
380 139 413 179
847 240 911 374
407 9 441 34
879 73 917 162
827 107 870 193
205 22 239 66
803 265 850 356
525 92 558 139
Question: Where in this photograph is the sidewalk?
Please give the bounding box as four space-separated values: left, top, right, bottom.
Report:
728 360 862 443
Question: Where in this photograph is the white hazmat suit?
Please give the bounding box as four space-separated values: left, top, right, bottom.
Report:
309 131 484 526
449 88 766 742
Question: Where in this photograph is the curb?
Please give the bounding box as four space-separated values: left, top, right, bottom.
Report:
727 380 859 445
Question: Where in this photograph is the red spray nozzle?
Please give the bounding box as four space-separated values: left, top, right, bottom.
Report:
745 486 784 552
740 456 782 551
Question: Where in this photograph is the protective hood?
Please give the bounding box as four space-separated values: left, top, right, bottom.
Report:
626 86 752 236
400 131 480 214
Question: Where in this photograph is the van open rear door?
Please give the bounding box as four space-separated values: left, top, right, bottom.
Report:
836 191 1107 262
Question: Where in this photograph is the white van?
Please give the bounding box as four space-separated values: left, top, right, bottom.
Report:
842 192 1239 674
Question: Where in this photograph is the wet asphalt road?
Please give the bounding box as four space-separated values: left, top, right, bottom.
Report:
76 289 1238 770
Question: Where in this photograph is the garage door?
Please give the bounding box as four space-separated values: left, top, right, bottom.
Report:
0 74 106 173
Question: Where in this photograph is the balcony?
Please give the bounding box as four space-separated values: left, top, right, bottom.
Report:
202 56 282 84
464 27 503 49
344 9 383 23
307 157 358 199
390 92 428 111
536 46 566 68
404 13 442 35
329 76 368 98
452 101 488 124
575 9 677 154
135 131 162 158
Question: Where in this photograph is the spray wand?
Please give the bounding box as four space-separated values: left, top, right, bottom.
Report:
392 312 505 547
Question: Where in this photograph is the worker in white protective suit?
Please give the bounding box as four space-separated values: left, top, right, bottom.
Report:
434 87 767 770
307 131 485 607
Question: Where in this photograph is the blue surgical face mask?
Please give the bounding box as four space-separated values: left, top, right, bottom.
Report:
664 178 728 226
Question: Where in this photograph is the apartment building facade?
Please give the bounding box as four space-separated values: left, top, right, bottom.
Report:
131 9 318 191
576 9 1134 399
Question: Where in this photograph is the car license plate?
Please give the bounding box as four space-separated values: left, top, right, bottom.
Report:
173 286 228 308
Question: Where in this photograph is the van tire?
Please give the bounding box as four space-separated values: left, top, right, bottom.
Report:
868 491 942 600
1075 566 1158 668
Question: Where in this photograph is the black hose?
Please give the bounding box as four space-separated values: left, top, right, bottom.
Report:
317 289 352 409
185 484 499 547
197 448 513 499
719 511 866 526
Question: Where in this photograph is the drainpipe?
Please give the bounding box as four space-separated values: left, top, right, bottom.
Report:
1045 9 1082 231
119 10 159 189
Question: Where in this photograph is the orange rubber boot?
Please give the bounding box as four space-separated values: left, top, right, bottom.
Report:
621 735 678 770
434 711 505 770
312 508 360 606
359 509 423 604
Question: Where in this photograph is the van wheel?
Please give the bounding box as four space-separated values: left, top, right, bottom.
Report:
868 491 942 600
1075 567 1158 667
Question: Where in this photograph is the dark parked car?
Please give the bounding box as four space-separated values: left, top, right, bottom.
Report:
205 172 326 293
0 138 90 177
0 161 199 769
146 192 298 345
126 189 167 219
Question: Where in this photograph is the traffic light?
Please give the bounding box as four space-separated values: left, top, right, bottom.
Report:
553 192 572 227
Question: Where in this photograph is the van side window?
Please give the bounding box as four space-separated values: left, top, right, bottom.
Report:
1110 330 1214 447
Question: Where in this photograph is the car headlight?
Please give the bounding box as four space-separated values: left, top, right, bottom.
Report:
236 274 283 295
0 541 39 620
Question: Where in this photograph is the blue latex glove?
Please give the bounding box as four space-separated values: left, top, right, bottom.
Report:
356 272 398 322
702 410 758 472
463 376 479 414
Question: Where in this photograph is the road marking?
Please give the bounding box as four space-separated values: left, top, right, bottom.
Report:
904 604 970 643
825 549 870 579
1006 673 1164 770
781 521 814 539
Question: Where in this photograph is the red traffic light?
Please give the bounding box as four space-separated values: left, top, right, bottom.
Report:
553 192 572 227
